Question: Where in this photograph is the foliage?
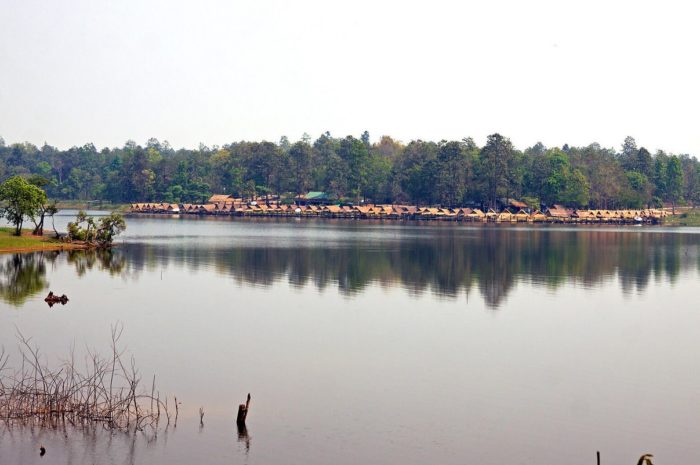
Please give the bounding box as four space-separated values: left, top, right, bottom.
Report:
0 135 698 209
96 212 127 246
68 211 126 246
0 176 48 235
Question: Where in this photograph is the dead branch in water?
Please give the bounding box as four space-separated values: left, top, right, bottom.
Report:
0 323 169 433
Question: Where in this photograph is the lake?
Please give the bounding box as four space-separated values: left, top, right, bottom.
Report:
2 212 700 464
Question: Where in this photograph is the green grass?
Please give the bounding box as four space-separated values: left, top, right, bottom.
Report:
665 209 700 226
0 227 61 250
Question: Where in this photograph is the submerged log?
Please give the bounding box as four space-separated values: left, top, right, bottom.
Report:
44 291 69 307
236 393 251 426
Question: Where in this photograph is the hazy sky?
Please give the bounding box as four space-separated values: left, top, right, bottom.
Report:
1 0 698 154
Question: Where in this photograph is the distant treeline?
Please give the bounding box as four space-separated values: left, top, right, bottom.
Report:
0 133 698 209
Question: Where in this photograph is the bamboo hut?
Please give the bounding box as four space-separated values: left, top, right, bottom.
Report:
497 208 514 222
514 208 530 222
467 208 485 222
483 208 497 222
545 205 571 222
531 210 547 222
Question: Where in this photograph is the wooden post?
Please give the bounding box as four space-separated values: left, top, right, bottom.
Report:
597 451 600 465
236 393 250 426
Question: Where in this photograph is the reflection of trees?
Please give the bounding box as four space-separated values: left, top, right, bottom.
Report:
66 249 127 276
0 253 48 306
119 229 700 309
7 229 695 309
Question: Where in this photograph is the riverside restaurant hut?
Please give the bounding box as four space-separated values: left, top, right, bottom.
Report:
485 208 499 222
196 204 216 214
531 210 547 222
297 191 333 205
573 210 596 222
514 208 530 222
466 208 485 222
497 208 514 222
422 208 441 219
440 208 457 219
545 205 571 222
323 205 343 216
399 205 419 217
506 199 529 210
165 203 180 213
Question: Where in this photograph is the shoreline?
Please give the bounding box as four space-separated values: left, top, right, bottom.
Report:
0 228 92 254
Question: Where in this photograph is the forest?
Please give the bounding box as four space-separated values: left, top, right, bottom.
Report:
0 133 697 209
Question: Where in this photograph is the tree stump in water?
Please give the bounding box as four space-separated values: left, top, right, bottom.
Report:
236 393 251 426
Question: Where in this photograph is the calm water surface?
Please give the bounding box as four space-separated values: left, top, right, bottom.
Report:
1 212 700 464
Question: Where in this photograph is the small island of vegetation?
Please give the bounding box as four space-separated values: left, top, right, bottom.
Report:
0 175 125 253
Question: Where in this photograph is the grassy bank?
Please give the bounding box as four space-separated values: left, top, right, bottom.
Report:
0 227 89 254
665 209 700 226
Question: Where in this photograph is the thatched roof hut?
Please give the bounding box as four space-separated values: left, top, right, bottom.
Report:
497 208 514 222
531 210 547 222
514 208 530 222
545 205 571 220
209 194 235 204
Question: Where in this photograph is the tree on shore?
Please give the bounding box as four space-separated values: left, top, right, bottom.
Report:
26 175 59 236
479 134 515 209
0 176 47 235
666 155 684 214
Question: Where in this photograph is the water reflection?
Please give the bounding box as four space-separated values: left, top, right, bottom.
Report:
0 254 49 306
237 424 250 453
65 249 128 276
2 228 699 308
0 250 129 306
123 229 700 307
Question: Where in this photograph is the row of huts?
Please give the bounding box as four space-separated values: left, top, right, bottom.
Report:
130 200 669 224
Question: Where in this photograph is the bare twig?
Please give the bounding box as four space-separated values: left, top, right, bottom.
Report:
0 328 169 433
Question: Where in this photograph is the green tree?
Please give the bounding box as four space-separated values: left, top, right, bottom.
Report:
666 155 684 213
479 134 514 208
289 141 314 196
95 212 127 246
0 176 47 235
68 211 126 246
435 141 468 207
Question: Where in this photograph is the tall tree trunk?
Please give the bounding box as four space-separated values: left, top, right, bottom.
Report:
32 211 45 236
